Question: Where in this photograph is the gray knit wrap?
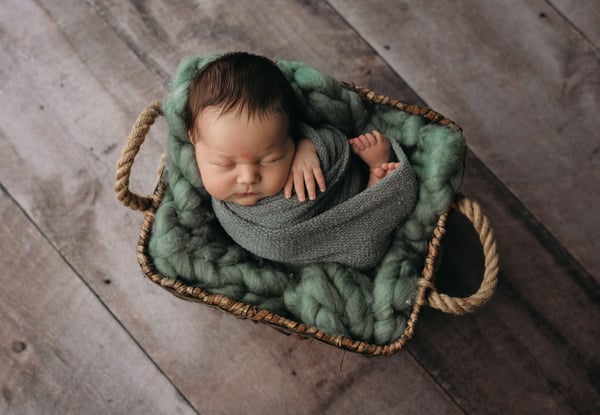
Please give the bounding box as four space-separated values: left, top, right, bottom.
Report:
212 122 417 270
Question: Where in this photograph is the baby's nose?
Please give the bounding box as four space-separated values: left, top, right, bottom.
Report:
237 165 259 184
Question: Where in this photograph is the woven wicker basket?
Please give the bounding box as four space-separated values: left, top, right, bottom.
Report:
115 85 499 356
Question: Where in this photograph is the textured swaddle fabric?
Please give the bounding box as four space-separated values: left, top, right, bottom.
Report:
148 54 465 344
212 121 417 270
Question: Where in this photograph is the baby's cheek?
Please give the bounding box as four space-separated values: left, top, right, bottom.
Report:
198 167 222 198
203 179 225 200
269 165 292 194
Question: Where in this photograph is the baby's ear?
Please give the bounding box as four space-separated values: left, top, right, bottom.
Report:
188 129 196 144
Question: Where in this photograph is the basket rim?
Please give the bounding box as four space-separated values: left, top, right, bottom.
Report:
343 83 462 132
136 86 459 356
137 175 450 357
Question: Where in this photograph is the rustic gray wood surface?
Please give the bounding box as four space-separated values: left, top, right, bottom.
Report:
1 0 598 414
329 0 600 279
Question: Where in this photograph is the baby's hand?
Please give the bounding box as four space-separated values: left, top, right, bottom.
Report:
284 138 326 201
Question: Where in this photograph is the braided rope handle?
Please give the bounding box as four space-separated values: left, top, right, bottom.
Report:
115 101 163 211
116 101 498 315
426 194 499 314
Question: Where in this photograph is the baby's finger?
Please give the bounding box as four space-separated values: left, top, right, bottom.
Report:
314 168 326 192
284 174 293 198
294 172 306 201
304 171 317 200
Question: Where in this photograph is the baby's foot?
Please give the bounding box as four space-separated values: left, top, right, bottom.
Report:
349 130 392 167
349 130 396 187
368 162 401 187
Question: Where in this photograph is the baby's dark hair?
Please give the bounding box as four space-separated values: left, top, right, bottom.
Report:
187 52 298 139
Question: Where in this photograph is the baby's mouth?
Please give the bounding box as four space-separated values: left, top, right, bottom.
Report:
235 190 256 197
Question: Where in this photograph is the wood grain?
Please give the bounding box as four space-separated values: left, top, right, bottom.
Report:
551 0 600 49
328 0 600 280
409 150 600 414
0 189 197 414
0 1 462 414
87 0 423 102
2 0 598 413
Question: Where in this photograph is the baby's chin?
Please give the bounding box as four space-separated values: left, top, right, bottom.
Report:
225 193 265 206
231 198 260 206
225 190 285 206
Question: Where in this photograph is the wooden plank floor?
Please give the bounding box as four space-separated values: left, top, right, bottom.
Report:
1 0 598 414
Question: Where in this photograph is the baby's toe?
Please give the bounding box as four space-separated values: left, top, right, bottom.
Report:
372 130 383 143
371 167 386 179
364 133 377 145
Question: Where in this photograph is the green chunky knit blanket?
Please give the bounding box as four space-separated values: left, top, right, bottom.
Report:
148 54 465 344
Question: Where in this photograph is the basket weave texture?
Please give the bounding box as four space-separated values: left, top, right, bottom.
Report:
115 86 499 356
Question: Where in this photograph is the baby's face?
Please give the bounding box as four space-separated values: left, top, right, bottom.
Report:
191 106 295 206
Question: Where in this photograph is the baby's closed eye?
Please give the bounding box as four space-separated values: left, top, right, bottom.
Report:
260 157 283 165
260 151 289 165
210 160 235 168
